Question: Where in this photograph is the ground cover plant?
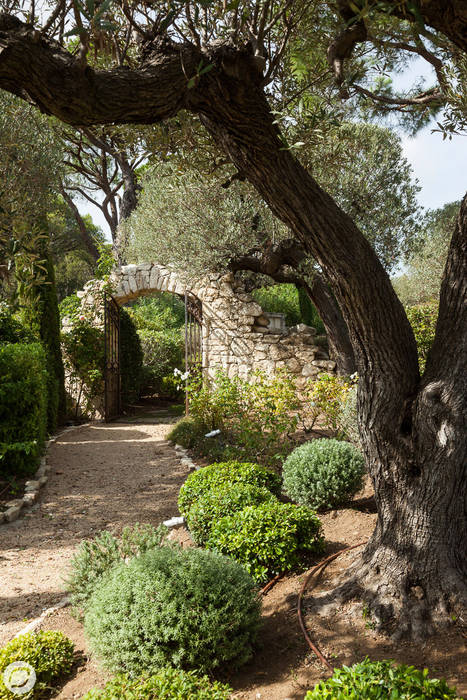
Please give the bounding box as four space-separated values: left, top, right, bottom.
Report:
84 545 262 674
283 439 365 511
65 523 167 614
0 631 74 699
305 658 459 699
185 482 278 545
206 501 324 583
81 669 232 699
177 461 282 516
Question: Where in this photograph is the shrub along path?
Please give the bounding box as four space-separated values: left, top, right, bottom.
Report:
0 409 189 645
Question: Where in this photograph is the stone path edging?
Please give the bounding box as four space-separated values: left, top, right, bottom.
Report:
0 423 92 526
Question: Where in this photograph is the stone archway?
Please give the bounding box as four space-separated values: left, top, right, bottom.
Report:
66 263 335 419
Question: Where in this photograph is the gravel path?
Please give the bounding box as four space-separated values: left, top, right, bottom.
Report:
0 414 187 645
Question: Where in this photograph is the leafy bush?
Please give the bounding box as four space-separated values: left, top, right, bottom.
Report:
251 283 302 326
306 373 356 436
65 523 168 614
58 293 81 320
282 438 365 511
207 501 324 583
186 482 278 545
305 658 458 699
178 461 282 516
186 369 299 465
405 302 438 371
81 669 232 699
337 383 360 448
0 303 36 344
0 631 74 699
167 416 203 449
120 308 144 405
0 343 48 479
61 319 105 417
138 328 184 398
84 546 261 674
127 294 185 332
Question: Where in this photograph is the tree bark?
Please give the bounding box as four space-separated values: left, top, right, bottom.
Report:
0 17 465 637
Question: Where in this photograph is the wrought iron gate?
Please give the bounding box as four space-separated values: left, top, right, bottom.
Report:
104 294 121 421
184 292 203 370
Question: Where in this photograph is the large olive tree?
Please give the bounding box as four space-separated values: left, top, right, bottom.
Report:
0 0 465 639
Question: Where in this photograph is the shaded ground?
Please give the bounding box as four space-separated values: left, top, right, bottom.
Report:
1 414 466 699
0 409 189 644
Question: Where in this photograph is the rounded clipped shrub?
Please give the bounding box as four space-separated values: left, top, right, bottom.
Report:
81 669 232 699
186 482 278 545
84 546 262 674
167 416 204 449
0 631 74 699
207 501 324 583
282 438 365 511
65 523 167 614
178 461 282 516
305 658 458 699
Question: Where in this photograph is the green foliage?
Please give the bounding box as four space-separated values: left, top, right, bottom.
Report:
207 501 324 583
0 343 47 479
128 295 185 331
167 416 202 449
61 319 105 417
337 384 360 448
120 308 144 405
177 460 282 516
298 287 325 334
251 284 325 334
65 523 168 615
58 293 81 320
186 369 299 465
81 669 232 700
393 202 458 306
0 303 35 344
305 658 458 699
138 328 184 398
0 631 74 700
282 438 365 511
405 302 438 372
306 373 356 436
186 482 277 546
84 546 262 674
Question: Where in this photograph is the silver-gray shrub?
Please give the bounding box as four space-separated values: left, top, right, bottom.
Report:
282 438 365 511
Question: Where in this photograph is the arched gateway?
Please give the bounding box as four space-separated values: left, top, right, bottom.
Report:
69 263 336 420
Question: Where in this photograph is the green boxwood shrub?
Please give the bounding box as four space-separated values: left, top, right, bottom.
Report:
305 658 458 699
0 631 74 699
178 461 282 516
186 483 278 545
81 669 232 699
207 501 324 583
282 438 365 511
0 343 48 479
84 546 261 674
65 523 167 614
167 416 203 449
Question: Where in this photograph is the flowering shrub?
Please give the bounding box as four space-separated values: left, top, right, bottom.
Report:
184 369 299 464
306 373 357 436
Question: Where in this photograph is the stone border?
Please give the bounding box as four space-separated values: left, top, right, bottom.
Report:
0 423 91 526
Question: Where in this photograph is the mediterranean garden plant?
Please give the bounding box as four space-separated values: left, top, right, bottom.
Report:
177 460 282 516
305 658 459 699
65 523 168 615
282 438 365 511
81 669 232 700
206 501 324 583
84 546 262 674
0 631 74 700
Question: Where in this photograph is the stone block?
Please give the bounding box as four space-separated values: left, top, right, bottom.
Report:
25 480 40 492
38 476 48 487
23 492 37 506
302 364 321 377
5 499 23 508
5 505 22 522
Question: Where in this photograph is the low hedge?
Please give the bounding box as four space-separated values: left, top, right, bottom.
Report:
178 461 282 516
305 658 458 699
0 631 74 699
81 669 232 699
186 482 278 545
84 545 262 674
207 501 324 583
282 438 365 511
0 343 48 479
